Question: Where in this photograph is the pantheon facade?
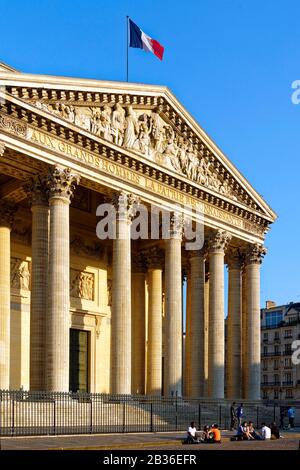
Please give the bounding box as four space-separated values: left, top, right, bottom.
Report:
0 62 276 400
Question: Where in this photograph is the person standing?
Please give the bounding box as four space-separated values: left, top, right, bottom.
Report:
236 403 244 426
230 402 237 430
287 406 295 429
279 407 285 429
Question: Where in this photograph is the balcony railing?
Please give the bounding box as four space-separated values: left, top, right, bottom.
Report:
282 381 294 386
261 381 281 387
261 352 281 357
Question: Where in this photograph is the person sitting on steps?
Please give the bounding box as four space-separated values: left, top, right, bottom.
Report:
209 423 221 443
185 421 199 443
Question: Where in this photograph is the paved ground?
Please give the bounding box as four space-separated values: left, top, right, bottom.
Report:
1 429 300 451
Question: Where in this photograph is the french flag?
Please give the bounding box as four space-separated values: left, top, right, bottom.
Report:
129 18 164 61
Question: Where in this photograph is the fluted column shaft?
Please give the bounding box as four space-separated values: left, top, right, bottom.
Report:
28 178 49 391
188 252 205 397
131 261 146 394
111 192 139 394
208 231 231 399
226 253 242 399
203 273 209 397
244 244 266 400
241 268 248 398
147 257 163 395
164 217 182 396
0 202 15 389
46 167 79 392
184 270 191 397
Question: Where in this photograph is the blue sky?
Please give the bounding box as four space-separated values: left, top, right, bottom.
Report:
1 0 300 307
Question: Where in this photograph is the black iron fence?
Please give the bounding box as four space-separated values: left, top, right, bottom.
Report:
0 390 299 437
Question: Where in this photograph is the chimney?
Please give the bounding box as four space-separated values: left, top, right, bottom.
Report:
266 300 276 309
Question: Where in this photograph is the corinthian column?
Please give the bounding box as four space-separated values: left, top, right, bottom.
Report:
46 167 80 392
203 272 209 397
208 230 231 399
25 177 49 391
146 247 164 396
0 201 15 389
111 192 139 394
244 244 266 400
226 250 242 399
184 268 191 397
187 248 206 397
164 213 183 396
131 254 146 394
241 266 248 398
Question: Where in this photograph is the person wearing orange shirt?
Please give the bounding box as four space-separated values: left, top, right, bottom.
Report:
210 424 221 443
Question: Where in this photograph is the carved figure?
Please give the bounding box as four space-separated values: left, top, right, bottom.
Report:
123 106 139 149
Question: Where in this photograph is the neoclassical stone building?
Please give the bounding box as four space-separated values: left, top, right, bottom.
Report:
0 62 276 400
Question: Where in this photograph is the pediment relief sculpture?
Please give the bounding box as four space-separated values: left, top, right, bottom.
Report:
33 100 239 202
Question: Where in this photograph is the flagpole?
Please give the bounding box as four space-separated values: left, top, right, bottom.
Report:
126 15 129 82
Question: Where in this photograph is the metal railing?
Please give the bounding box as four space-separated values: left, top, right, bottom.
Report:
261 382 281 387
261 352 281 357
0 390 289 437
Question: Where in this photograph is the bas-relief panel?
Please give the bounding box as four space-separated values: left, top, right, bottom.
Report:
33 101 239 202
70 268 94 301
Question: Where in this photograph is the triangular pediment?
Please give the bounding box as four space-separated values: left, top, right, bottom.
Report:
0 68 276 223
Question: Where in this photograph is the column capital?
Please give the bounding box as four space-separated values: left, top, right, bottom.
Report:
24 175 48 206
227 248 243 270
208 230 232 253
0 200 16 228
145 246 164 270
132 252 147 273
111 191 140 222
0 141 5 156
170 212 184 239
245 243 267 265
46 166 80 202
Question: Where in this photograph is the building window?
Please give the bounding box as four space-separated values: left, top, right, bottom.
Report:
284 373 292 383
263 360 268 371
263 332 268 340
274 331 280 340
274 359 279 370
263 391 268 399
263 346 268 355
286 389 293 399
274 390 279 399
274 374 279 384
284 358 291 368
263 375 268 384
274 345 280 355
284 344 292 355
284 329 292 338
265 310 283 328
